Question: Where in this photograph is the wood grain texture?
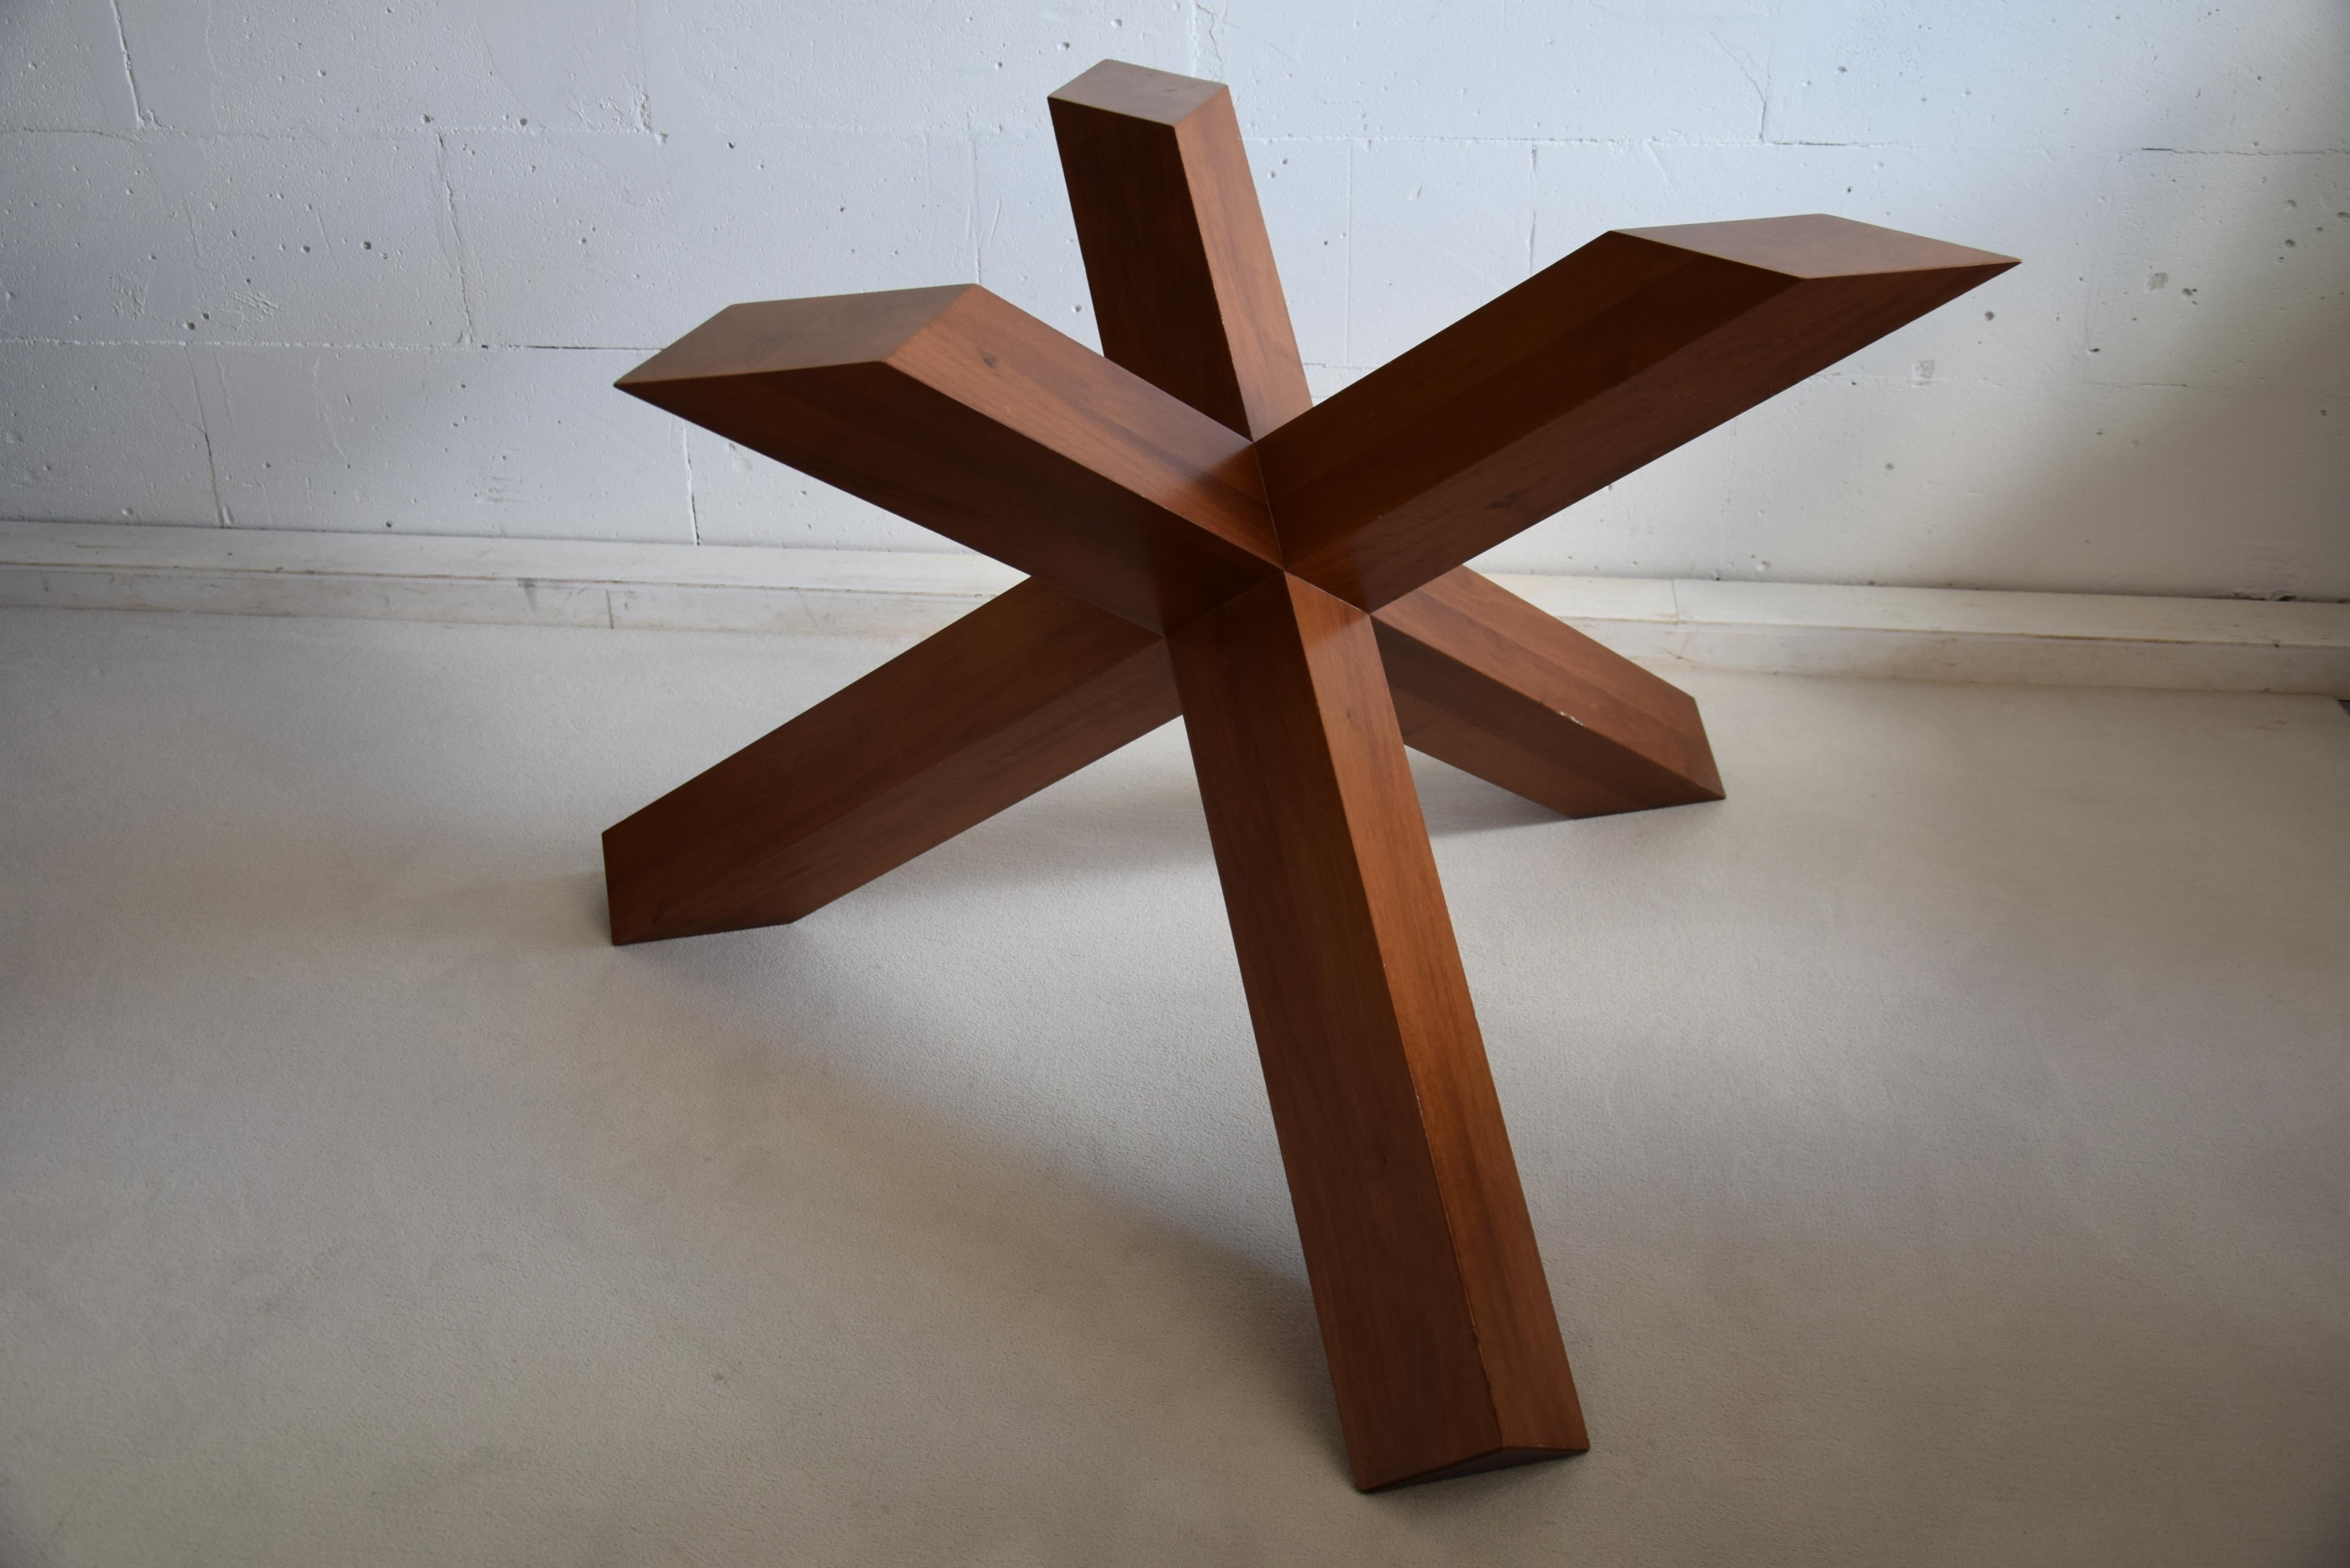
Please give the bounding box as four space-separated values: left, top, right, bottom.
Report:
1259 214 2018 609
1373 568 1724 817
603 579 1179 944
1049 60 1313 440
1044 63 1720 824
616 284 1282 633
1169 573 1587 1490
600 59 2018 1491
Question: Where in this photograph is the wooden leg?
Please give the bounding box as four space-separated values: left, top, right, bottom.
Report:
1169 573 1587 1490
604 561 1718 944
603 580 1179 943
1374 567 1724 818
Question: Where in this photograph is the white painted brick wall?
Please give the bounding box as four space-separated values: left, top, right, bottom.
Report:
3 0 2344 598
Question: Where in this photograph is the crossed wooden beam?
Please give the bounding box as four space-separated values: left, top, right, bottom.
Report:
604 60 2014 1491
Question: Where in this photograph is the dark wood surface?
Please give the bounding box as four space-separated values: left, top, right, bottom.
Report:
617 284 1281 634
602 565 1722 946
1169 574 1587 1490
1047 57 1721 825
1259 215 2017 609
1050 60 1313 440
603 56 2014 1490
604 579 1179 943
1375 568 1724 817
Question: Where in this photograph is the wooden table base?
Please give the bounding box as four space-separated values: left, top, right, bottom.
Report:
601 59 2014 1491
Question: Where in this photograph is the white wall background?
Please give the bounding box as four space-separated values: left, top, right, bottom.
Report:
3 1 2345 600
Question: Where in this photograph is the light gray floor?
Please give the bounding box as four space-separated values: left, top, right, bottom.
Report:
3 604 2346 1565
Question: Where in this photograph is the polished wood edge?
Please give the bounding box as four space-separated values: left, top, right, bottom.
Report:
1361 1442 1586 1493
1049 57 1227 124
1174 88 1315 439
1617 212 2019 278
1374 567 1726 815
616 285 976 387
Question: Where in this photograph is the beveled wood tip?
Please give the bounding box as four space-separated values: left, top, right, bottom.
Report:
1361 1442 1586 1493
1049 58 1227 124
616 284 979 394
1616 213 2019 280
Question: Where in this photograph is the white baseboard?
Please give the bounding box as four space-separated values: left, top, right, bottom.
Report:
4 521 2344 697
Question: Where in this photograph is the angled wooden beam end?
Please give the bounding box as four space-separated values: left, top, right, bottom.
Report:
604 580 1179 944
618 284 1283 633
1050 59 1312 440
1260 213 2017 610
1375 569 1724 818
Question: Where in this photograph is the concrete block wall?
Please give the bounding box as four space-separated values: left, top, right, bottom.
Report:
4 1 2345 599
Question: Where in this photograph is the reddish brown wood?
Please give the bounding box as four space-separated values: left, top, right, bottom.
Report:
1259 214 2018 609
599 54 2015 1490
1374 569 1723 817
604 580 1178 943
1169 574 1586 1490
616 284 1281 634
1050 60 1313 439
1046 60 1717 821
606 60 1726 955
602 567 1721 949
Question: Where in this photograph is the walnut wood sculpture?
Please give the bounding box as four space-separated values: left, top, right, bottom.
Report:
604 60 2015 1491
